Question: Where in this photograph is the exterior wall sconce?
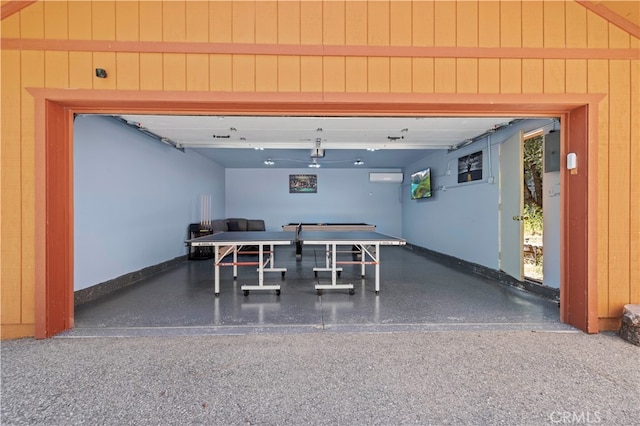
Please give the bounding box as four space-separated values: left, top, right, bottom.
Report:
95 68 107 78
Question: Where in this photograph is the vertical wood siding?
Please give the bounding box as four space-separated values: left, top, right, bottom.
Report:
1 0 639 337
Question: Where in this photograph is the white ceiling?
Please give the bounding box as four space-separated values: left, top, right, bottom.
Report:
113 115 521 169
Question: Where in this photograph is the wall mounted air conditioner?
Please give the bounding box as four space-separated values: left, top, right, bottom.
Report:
369 172 403 183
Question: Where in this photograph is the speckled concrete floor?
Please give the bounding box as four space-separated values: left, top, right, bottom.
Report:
67 246 571 337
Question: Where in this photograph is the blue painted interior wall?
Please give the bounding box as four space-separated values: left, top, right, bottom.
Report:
74 115 225 291
225 168 403 236
75 116 558 292
402 146 500 268
401 119 554 271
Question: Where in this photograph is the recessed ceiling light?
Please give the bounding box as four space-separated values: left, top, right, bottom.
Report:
264 159 274 165
254 147 264 150
354 159 364 165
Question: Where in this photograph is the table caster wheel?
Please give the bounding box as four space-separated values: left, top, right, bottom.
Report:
243 290 249 296
349 289 355 295
314 271 318 277
276 289 281 296
215 293 220 297
281 271 285 279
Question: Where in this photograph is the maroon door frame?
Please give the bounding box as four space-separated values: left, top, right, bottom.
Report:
562 104 598 332
30 90 601 337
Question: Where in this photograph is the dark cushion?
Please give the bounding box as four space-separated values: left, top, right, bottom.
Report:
227 220 243 231
247 220 265 231
226 218 248 231
210 219 228 232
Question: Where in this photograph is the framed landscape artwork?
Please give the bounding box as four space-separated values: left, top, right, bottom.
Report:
289 174 317 193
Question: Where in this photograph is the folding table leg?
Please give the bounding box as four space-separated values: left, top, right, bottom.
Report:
314 242 354 295
242 243 284 296
233 246 238 279
375 243 381 294
214 247 220 297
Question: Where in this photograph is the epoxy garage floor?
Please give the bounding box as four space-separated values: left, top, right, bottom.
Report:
68 246 572 337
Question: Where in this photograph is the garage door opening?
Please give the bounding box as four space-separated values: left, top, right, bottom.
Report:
30 90 598 337
68 113 566 335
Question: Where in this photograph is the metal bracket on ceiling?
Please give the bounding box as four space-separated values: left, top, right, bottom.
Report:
448 119 523 153
110 116 184 152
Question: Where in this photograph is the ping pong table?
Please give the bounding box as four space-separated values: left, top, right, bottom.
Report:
301 230 406 295
187 231 295 296
187 229 405 296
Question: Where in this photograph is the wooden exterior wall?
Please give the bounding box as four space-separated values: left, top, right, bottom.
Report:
1 0 638 338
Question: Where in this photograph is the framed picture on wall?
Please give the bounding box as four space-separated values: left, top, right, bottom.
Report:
289 174 317 193
458 151 483 183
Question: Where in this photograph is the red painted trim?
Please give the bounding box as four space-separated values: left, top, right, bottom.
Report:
577 0 640 39
3 38 639 60
33 97 74 338
43 101 74 338
561 105 598 333
586 102 600 333
0 0 37 20
26 88 606 115
26 89 601 335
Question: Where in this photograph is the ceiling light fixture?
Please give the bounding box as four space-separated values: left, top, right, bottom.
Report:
366 148 378 152
308 159 320 168
264 159 275 165
254 147 264 150
354 159 364 165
